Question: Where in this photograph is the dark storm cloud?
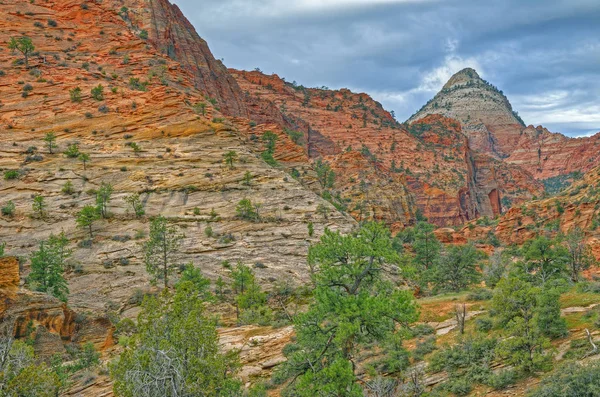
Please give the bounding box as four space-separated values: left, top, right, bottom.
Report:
172 0 600 137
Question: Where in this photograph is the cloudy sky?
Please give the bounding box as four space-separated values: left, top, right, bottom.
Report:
172 0 600 137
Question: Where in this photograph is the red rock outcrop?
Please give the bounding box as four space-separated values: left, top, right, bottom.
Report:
232 71 542 226
409 68 600 180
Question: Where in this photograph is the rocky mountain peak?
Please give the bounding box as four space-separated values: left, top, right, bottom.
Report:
442 67 482 90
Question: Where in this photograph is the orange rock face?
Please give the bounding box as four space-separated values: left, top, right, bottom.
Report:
0 257 20 311
232 70 542 226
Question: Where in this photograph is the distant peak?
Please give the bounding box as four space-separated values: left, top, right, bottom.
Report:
443 68 482 90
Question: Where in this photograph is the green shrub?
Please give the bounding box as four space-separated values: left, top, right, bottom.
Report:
91 84 104 101
467 288 494 301
4 170 19 180
64 143 80 158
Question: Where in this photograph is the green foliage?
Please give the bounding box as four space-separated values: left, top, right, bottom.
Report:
314 158 335 189
430 335 504 394
223 150 237 168
431 244 483 292
2 200 16 217
413 222 441 271
91 84 104 101
0 338 59 396
95 182 113 218
28 232 71 301
125 193 145 217
175 263 212 301
78 152 90 170
276 222 419 395
284 128 303 144
76 205 100 239
236 198 259 221
61 181 75 196
521 236 569 284
43 132 57 153
32 194 47 219
307 221 314 237
260 150 278 166
492 275 555 374
3 170 19 180
242 171 252 186
542 171 583 196
0 241 5 257
565 227 596 282
128 77 148 91
64 143 80 158
8 36 35 68
110 282 242 396
535 288 568 338
262 130 278 152
143 216 184 288
69 87 82 103
528 361 600 397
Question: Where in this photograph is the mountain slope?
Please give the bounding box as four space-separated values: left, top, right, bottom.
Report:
233 70 542 225
408 68 600 179
0 0 356 372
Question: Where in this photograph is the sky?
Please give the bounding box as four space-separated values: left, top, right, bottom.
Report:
172 0 600 137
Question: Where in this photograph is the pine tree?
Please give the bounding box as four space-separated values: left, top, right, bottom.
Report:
143 216 184 288
28 233 71 301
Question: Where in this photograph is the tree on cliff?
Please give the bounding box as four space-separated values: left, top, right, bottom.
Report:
76 205 100 239
143 216 184 288
110 281 242 397
274 222 419 395
223 150 238 169
28 232 71 302
8 36 35 68
95 182 113 218
43 132 57 154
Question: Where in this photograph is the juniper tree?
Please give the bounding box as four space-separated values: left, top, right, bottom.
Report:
110 282 241 397
223 150 237 169
275 222 419 395
8 36 35 68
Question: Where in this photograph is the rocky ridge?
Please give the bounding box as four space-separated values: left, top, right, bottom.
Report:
408 68 600 179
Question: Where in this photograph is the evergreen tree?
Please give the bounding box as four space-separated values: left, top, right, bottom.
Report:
76 205 100 239
110 282 241 396
565 228 595 282
492 275 554 374
143 216 184 288
413 222 441 271
432 244 482 292
28 233 71 302
43 132 57 154
96 182 113 218
8 36 35 68
275 222 419 395
521 236 568 284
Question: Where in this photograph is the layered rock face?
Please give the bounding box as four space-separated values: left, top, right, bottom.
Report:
408 68 525 158
408 68 600 179
0 0 355 328
233 70 541 225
